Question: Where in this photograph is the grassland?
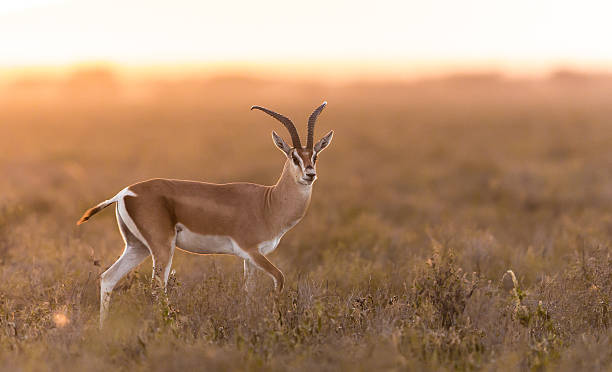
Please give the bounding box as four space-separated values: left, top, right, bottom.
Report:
0 71 610 371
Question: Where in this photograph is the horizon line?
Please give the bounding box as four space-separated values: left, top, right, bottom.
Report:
2 59 612 82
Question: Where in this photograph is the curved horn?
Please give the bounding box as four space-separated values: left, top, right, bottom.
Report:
306 101 327 149
251 105 302 148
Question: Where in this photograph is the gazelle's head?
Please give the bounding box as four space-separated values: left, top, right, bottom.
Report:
251 102 334 186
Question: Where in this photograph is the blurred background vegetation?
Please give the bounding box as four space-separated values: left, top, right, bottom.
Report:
0 69 610 370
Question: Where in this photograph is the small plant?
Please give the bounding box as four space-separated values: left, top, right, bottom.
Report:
413 236 478 329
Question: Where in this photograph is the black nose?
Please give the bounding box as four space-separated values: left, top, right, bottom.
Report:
305 171 316 179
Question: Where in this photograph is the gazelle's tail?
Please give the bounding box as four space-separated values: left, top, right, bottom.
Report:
76 198 117 225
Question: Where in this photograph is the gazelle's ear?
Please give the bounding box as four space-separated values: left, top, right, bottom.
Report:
272 131 291 155
314 130 334 154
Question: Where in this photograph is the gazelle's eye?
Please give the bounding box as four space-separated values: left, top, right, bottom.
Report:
313 154 318 163
292 156 300 166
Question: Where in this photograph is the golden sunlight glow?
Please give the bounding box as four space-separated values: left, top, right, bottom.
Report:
1 0 611 75
52 311 70 328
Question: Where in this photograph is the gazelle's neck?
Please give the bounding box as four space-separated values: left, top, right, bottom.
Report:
266 160 312 230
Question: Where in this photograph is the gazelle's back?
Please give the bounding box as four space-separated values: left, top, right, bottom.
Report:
126 178 270 243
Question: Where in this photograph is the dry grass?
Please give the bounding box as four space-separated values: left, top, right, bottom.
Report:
0 71 611 371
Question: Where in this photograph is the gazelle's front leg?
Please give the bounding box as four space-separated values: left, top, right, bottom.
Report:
245 251 285 292
243 259 258 293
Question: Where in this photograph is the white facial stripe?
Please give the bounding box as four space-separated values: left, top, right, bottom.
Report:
292 150 305 170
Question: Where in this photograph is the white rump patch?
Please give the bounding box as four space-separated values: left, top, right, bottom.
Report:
115 188 152 256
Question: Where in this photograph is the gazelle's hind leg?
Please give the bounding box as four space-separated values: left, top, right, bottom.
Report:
122 194 177 292
149 237 176 290
162 236 176 287
100 213 150 327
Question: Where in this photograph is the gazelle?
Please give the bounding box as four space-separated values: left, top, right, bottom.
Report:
77 102 333 326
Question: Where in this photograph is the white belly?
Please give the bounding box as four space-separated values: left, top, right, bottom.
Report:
175 224 247 258
175 224 286 258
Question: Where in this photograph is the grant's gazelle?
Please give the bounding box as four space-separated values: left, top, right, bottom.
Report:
77 102 334 326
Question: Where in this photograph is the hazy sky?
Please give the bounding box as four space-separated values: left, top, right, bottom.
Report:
1 0 611 74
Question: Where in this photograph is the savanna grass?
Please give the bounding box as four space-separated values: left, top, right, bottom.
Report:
0 72 611 370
